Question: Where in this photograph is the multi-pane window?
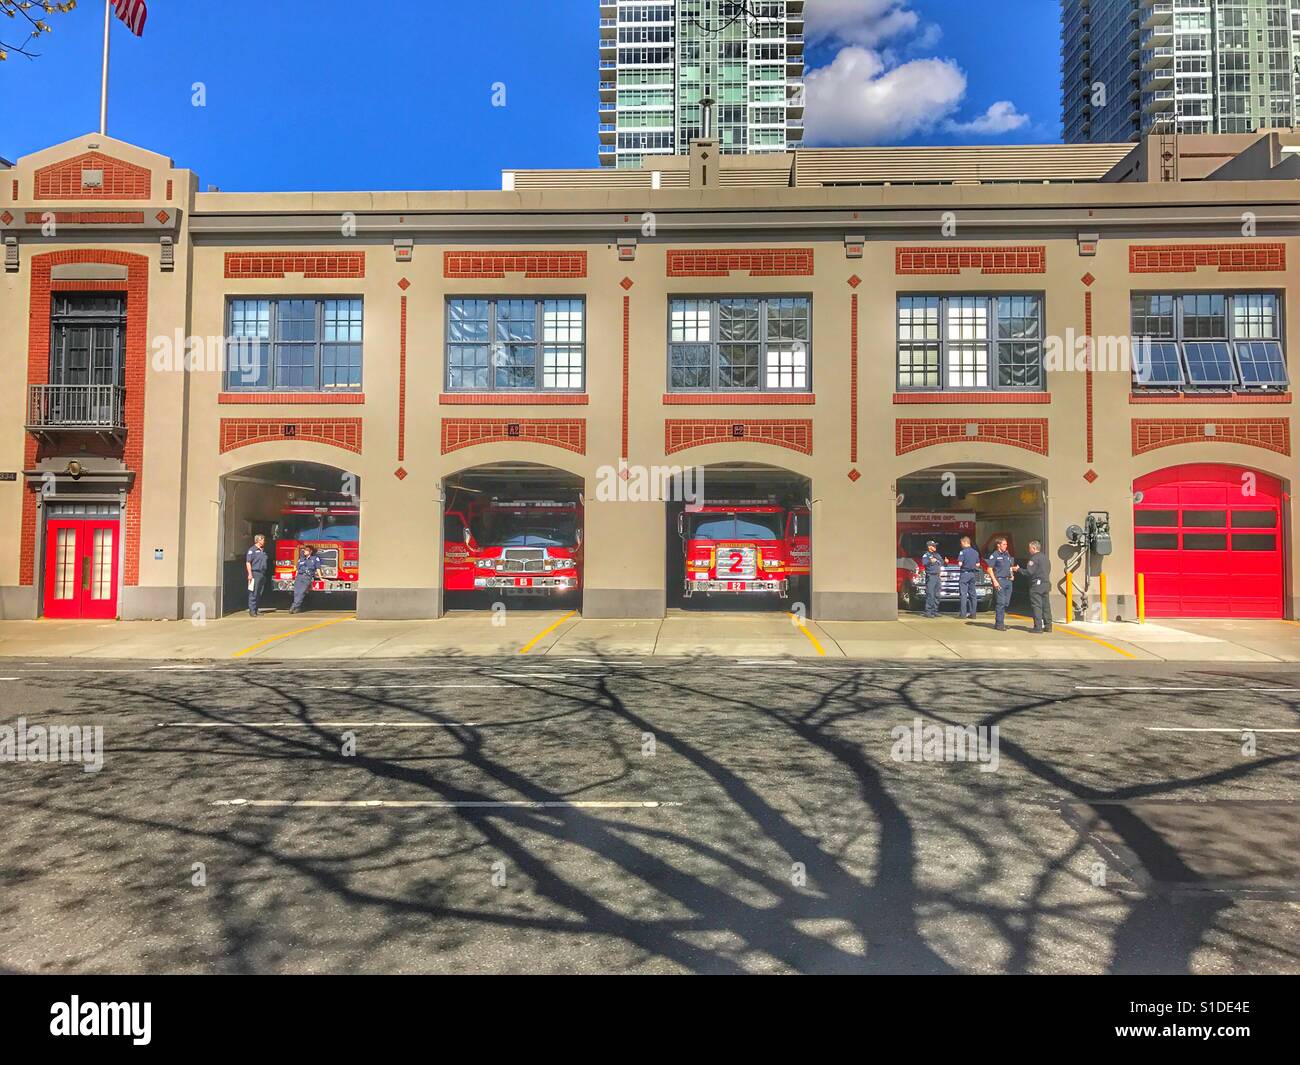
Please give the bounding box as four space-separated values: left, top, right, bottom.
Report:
51 295 126 387
1130 292 1287 390
225 298 363 391
445 298 585 392
668 296 810 391
896 294 1044 391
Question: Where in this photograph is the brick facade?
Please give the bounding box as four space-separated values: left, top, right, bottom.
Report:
1128 243 1287 274
664 419 813 456
34 151 151 200
895 418 1050 457
219 418 364 454
1131 418 1290 456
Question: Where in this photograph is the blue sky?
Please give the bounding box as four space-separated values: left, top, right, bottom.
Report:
0 0 1061 191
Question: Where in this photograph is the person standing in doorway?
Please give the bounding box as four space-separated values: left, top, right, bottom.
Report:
957 535 982 619
986 536 1019 631
245 534 268 617
920 540 944 618
1023 540 1054 633
290 544 323 614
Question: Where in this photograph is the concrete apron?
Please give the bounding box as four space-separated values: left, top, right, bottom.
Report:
0 614 1294 663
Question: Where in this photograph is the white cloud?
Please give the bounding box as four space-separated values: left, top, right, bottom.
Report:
804 46 967 145
945 100 1030 135
805 0 922 48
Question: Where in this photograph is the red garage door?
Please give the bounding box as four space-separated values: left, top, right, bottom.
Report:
1134 464 1285 619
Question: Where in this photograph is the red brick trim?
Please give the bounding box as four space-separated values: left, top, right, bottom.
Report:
165 179 173 200
24 211 145 225
34 152 151 200
895 418 1049 457
896 246 1046 276
1128 392 1291 404
398 293 407 462
1131 418 1290 456
10 179 17 201
664 419 813 456
219 418 363 454
49 279 133 293
23 250 148 590
1085 290 1094 464
440 418 586 455
662 393 815 405
850 292 859 463
438 392 589 405
622 294 630 460
892 392 1051 404
218 392 365 405
443 251 587 279
1129 243 1287 274
224 252 366 279
666 248 814 277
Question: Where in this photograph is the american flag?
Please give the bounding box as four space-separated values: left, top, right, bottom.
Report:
113 0 148 37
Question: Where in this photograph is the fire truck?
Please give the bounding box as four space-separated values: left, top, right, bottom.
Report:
272 501 360 594
895 511 994 612
443 498 582 597
679 501 792 599
785 504 811 598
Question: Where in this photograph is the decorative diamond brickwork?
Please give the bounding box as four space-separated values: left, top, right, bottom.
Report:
443 251 587 279
0 210 12 225
224 252 366 279
1131 418 1290 456
847 468 861 482
440 418 586 455
34 152 151 200
1081 272 1095 287
219 418 363 455
664 419 813 456
896 246 1046 276
1083 469 1099 483
1128 243 1287 274
666 248 814 277
620 276 634 290
394 467 408 481
895 418 1049 456
847 275 862 288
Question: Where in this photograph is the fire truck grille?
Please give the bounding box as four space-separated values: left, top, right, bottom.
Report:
718 545 757 580
313 547 340 578
501 548 546 573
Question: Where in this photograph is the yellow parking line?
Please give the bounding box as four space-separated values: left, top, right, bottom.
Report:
232 615 356 659
519 610 578 655
790 613 826 656
1008 613 1135 659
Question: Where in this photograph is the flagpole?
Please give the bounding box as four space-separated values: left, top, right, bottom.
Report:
99 0 111 135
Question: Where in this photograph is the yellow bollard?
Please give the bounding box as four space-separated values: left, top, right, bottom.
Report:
1065 571 1074 623
1137 573 1146 624
1099 573 1108 624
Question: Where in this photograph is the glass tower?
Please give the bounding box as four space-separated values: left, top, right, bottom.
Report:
1061 0 1300 142
600 0 805 168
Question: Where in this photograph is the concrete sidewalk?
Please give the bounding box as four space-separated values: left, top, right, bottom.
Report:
0 609 1294 662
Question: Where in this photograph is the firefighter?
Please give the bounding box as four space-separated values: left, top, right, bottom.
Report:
1023 540 1054 633
244 534 268 617
957 535 983 619
290 544 324 614
986 536 1019 631
921 539 945 618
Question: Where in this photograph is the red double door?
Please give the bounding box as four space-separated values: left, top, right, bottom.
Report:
1134 464 1285 619
43 517 120 619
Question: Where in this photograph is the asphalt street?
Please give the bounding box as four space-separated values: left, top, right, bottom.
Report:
1 657 1297 974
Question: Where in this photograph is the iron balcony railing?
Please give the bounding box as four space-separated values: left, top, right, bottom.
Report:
27 384 126 431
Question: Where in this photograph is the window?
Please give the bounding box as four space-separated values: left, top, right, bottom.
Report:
445 298 585 392
225 298 362 391
896 294 1044 391
668 296 810 391
1131 291 1287 391
51 294 126 387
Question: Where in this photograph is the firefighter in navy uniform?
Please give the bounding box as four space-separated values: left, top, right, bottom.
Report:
957 535 983 619
290 544 324 614
986 536 1019 631
244 534 268 617
1023 540 1054 633
921 540 945 618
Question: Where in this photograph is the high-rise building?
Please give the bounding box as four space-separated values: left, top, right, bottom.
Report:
599 0 805 168
1062 0 1300 142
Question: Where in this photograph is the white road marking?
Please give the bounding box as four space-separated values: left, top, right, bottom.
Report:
158 721 481 729
1145 727 1300 733
213 799 681 809
302 684 510 690
1078 686 1300 693
0 677 18 681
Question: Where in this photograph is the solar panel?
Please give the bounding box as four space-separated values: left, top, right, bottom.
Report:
1132 340 1183 386
1182 341 1236 386
1233 340 1288 387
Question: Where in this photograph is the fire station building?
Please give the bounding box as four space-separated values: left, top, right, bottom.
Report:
1 131 1297 622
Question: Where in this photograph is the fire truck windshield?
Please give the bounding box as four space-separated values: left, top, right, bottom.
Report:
278 513 360 541
483 512 577 548
689 513 784 540
900 532 965 558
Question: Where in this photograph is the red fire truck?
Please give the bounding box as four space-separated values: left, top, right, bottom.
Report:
785 504 811 598
895 510 994 612
444 499 582 597
679 502 792 599
273 501 360 594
